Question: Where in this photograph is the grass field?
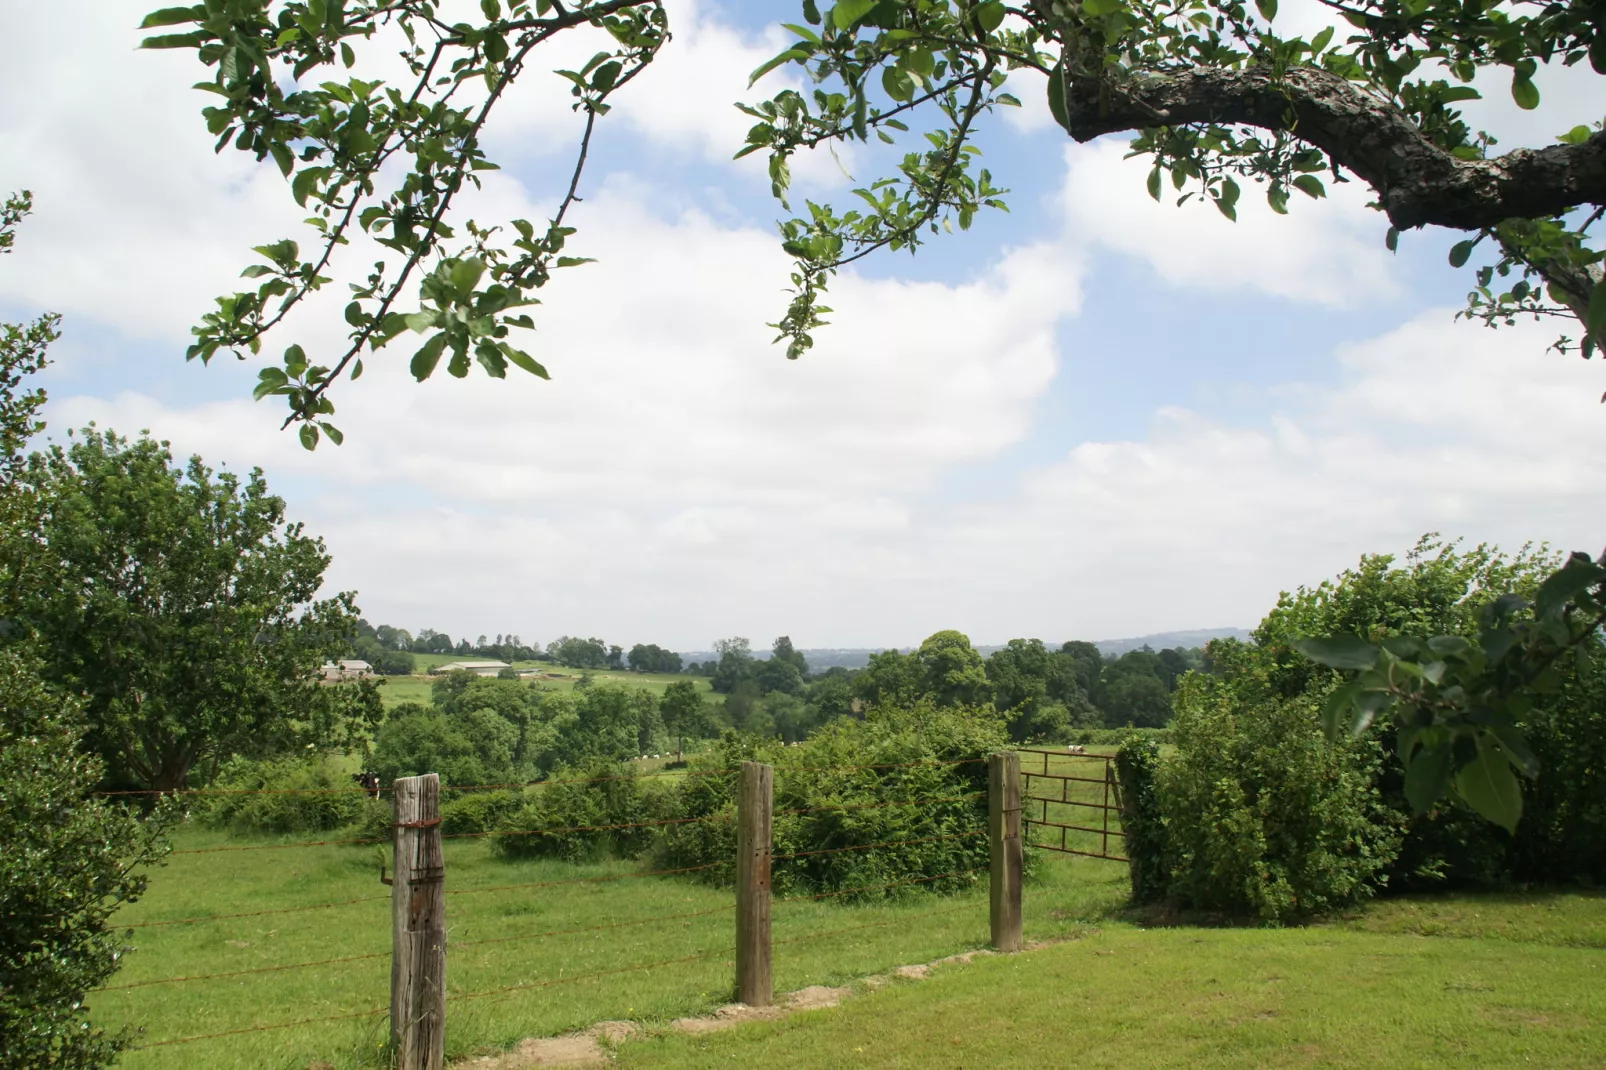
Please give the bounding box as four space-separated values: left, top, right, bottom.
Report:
98 764 1605 1070
99 820 1117 1069
376 667 715 709
616 889 1606 1069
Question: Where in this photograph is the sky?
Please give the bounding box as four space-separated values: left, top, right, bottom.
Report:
0 1 1602 652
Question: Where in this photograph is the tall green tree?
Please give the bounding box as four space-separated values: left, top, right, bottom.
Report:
0 191 171 1070
18 429 378 790
916 629 990 707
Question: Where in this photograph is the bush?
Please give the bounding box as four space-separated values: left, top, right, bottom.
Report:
0 654 171 1068
494 760 649 862
1114 735 1166 904
439 789 523 836
1155 673 1400 922
659 702 1004 902
1067 727 1171 748
196 754 368 835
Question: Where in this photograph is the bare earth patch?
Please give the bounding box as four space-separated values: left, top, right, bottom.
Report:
450 946 1006 1067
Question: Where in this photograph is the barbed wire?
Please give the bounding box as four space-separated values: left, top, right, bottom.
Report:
455 905 732 950
123 894 389 930
775 793 985 818
95 766 730 798
778 757 987 774
771 901 977 948
439 811 732 844
775 867 987 904
771 830 984 861
170 834 385 855
99 950 388 991
449 945 733 1005
128 1004 386 1050
443 861 724 899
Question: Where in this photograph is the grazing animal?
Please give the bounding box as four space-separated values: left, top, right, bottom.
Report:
352 770 381 797
1066 745 1087 756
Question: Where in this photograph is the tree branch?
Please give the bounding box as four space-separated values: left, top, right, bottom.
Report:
1060 64 1606 232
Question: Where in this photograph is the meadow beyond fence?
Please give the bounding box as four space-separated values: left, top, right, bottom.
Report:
94 751 1127 1069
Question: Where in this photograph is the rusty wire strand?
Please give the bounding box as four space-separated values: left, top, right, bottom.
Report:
455 904 732 950
771 901 978 947
443 861 724 898
450 945 733 1004
123 894 389 930
770 830 985 861
774 793 984 818
775 867 987 904
99 950 388 991
96 766 730 798
128 1004 386 1050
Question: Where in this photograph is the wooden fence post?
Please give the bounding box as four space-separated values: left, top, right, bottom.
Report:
989 751 1023 953
735 760 773 1006
391 774 445 1070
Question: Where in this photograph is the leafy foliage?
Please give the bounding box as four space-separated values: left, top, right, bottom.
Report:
195 754 376 834
0 656 172 1069
14 428 379 790
1155 670 1401 922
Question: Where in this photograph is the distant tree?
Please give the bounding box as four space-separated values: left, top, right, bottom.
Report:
918 630 990 708
853 649 923 707
1156 647 1195 691
375 649 416 676
412 628 454 654
549 635 608 670
372 703 507 788
723 679 768 735
803 671 857 725
1100 673 1173 728
455 638 472 655
766 692 818 742
18 428 379 790
771 635 809 675
710 637 756 694
549 683 661 765
1057 641 1105 695
659 680 720 759
626 643 684 674
606 644 625 671
754 653 804 696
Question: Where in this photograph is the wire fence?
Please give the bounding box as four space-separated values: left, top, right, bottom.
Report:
103 751 1089 1063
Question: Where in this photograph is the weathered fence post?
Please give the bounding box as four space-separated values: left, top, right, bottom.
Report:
392 774 445 1070
989 751 1023 953
735 760 773 1006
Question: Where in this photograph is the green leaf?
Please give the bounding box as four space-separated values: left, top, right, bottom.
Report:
974 1 1007 32
1146 166 1162 202
831 0 878 30
1403 739 1453 815
139 6 203 28
299 423 320 451
140 32 204 49
1290 174 1325 199
1510 73 1540 111
1439 85 1481 103
1454 734 1523 832
1385 227 1398 252
1426 635 1471 657
1294 636 1379 670
499 342 550 379
1448 238 1477 268
882 65 915 102
1255 0 1277 20
1558 125 1594 146
1535 555 1606 619
410 333 447 381
1320 681 1358 741
319 421 344 446
1586 279 1606 341
1046 62 1070 133
1309 25 1333 53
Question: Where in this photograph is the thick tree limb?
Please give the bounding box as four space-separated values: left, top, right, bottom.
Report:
1062 64 1606 232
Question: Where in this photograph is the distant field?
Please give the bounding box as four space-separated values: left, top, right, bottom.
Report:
376 666 715 709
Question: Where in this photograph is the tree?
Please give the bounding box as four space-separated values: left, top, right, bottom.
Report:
917 629 990 707
144 1 1606 442
853 648 924 707
710 636 756 694
549 635 608 670
17 428 379 791
659 679 718 758
0 192 173 1069
771 635 809 675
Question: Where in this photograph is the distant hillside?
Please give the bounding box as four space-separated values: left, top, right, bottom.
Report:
679 628 1251 672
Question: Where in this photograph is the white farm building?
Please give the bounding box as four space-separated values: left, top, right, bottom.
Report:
430 660 511 677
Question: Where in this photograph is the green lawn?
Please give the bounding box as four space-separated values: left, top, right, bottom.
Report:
617 889 1606 1070
101 824 1108 1069
98 818 1606 1070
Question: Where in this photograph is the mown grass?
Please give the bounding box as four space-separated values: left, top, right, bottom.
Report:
99 825 1120 1069
617 887 1606 1070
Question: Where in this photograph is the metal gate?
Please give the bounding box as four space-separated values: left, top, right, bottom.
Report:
1016 747 1128 862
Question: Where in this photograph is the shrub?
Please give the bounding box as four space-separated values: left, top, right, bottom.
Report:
0 654 171 1068
439 789 523 836
1113 735 1166 904
659 702 1004 902
196 754 368 835
494 760 648 862
1155 673 1401 922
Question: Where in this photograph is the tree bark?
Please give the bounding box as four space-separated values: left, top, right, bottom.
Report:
1060 64 1606 233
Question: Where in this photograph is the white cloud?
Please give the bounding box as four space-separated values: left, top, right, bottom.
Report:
1058 140 1400 308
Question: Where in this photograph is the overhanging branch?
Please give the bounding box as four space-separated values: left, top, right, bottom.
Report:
1061 65 1606 232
